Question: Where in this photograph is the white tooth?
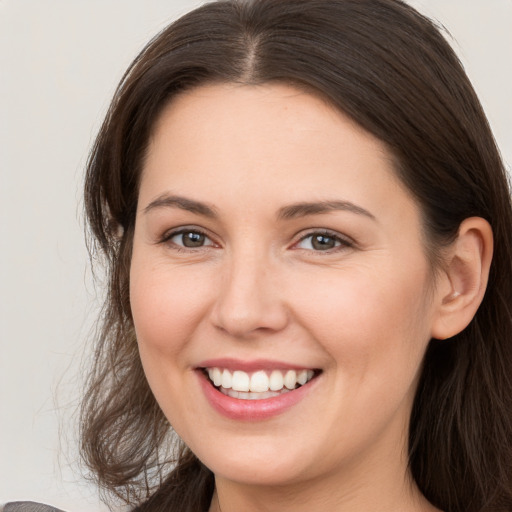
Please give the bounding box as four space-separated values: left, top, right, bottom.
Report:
208 368 215 381
250 371 269 392
269 370 284 391
297 369 308 386
232 370 250 392
213 367 222 387
284 370 297 390
221 369 232 389
307 370 314 381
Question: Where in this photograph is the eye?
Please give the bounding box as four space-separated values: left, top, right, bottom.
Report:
166 229 215 249
295 231 351 251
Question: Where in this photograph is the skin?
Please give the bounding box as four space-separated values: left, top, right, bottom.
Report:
129 83 451 511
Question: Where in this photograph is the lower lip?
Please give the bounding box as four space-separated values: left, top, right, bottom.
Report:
197 370 319 421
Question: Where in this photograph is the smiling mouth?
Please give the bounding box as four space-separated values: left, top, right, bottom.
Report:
202 367 320 400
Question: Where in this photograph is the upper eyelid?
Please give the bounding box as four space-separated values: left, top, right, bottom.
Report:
291 233 355 255
293 228 354 245
159 226 217 245
157 225 354 249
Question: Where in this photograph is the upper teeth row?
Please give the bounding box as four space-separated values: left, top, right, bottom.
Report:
207 368 315 393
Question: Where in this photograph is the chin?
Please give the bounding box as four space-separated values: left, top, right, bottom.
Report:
204 452 310 487
183 429 327 488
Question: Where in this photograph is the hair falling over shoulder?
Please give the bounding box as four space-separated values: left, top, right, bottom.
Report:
81 1 512 511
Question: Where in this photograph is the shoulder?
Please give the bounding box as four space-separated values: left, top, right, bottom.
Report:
1 503 66 512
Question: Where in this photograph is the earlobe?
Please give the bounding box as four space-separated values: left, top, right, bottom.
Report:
431 217 493 340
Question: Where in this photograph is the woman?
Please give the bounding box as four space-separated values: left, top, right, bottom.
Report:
27 0 512 511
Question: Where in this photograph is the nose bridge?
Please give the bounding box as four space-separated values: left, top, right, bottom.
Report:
212 242 288 337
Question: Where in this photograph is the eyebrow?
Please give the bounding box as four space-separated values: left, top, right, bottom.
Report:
143 194 218 218
143 194 375 221
278 200 376 221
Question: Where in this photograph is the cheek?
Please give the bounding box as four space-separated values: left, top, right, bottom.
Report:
129 257 217 428
287 263 433 441
286 259 433 366
129 258 214 360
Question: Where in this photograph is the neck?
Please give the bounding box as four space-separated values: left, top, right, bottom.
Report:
210 473 436 512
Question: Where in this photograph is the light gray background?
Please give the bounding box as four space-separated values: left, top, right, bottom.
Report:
1 1 511 510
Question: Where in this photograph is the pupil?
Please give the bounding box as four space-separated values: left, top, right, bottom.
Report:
312 234 335 250
183 232 205 247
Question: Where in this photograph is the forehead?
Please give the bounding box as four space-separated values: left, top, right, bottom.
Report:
140 82 416 223
150 82 381 155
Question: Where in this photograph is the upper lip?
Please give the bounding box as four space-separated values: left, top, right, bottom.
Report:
196 358 318 372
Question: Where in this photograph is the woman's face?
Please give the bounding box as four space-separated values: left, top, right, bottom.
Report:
130 83 441 489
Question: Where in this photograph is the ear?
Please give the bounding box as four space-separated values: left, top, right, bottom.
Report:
431 217 493 340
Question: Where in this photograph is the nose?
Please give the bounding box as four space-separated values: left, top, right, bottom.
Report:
210 251 289 338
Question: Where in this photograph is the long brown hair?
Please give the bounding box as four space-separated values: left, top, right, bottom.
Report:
82 1 512 511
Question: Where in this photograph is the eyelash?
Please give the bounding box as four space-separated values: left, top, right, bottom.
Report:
159 227 216 252
159 227 354 254
293 229 354 253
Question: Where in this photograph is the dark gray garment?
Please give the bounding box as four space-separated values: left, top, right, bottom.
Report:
2 503 65 512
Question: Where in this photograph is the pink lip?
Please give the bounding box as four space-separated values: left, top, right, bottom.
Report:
196 368 320 421
196 357 316 372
